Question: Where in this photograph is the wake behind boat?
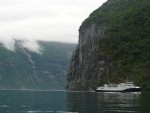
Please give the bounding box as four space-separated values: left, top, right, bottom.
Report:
95 82 142 92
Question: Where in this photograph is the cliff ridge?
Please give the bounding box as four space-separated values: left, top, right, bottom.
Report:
66 0 150 91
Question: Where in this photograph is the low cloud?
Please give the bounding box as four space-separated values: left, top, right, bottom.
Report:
0 38 15 51
21 40 42 54
0 0 107 52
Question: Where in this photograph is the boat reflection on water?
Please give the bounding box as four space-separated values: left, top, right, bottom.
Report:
96 92 141 113
66 91 141 113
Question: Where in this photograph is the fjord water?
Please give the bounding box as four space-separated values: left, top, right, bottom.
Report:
0 90 149 113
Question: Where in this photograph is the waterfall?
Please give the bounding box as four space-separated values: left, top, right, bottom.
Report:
20 45 35 70
16 40 38 85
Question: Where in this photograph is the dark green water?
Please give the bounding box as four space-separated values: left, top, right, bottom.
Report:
0 90 149 113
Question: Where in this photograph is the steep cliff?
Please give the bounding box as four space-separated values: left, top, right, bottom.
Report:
66 0 150 91
66 23 107 90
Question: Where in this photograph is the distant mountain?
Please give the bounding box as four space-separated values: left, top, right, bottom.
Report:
0 41 76 90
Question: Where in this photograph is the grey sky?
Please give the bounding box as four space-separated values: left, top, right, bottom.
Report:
0 0 107 45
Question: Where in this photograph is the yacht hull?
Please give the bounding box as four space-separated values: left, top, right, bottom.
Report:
122 88 142 92
95 88 142 92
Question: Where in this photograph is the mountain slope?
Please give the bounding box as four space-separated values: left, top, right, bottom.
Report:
0 41 76 90
66 0 150 91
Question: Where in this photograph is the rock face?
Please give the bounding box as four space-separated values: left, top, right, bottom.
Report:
66 0 150 91
66 23 108 90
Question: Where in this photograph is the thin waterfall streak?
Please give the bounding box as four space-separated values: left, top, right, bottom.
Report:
17 41 37 85
18 42 35 70
21 47 35 69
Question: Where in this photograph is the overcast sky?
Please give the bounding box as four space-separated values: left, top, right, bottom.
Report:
0 0 107 45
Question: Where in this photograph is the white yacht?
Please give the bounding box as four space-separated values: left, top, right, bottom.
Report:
95 82 142 92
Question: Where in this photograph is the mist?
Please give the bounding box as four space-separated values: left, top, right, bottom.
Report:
0 0 107 52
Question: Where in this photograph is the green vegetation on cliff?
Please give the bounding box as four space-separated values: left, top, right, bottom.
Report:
82 0 150 90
